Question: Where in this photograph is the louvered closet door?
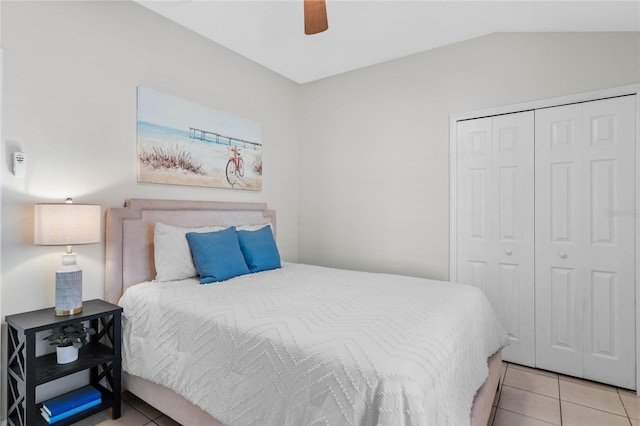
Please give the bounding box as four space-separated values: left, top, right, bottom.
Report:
457 111 535 366
535 95 636 388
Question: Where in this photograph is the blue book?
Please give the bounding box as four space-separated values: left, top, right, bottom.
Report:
42 385 101 416
41 398 101 424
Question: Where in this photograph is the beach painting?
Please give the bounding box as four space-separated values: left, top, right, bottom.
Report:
137 86 262 191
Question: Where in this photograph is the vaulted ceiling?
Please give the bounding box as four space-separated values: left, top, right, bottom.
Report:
136 1 640 84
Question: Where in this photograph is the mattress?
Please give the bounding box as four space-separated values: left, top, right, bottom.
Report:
119 262 508 425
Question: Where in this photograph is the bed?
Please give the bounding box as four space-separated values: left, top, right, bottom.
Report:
105 199 506 425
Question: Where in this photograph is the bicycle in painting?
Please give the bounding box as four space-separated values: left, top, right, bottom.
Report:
226 146 245 185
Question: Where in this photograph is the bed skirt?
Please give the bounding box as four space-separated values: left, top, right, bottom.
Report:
123 350 502 426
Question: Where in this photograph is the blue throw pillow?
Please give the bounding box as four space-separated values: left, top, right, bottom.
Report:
237 226 281 273
186 227 249 284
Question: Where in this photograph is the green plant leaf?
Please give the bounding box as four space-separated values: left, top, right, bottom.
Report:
43 322 94 348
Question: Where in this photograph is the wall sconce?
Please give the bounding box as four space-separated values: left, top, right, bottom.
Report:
34 198 101 316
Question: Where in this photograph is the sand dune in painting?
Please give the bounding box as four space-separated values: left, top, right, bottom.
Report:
137 132 262 191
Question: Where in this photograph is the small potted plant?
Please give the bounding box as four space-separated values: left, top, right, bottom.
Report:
43 323 96 364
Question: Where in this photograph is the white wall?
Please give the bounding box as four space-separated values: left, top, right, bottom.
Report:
298 32 640 281
1 0 301 318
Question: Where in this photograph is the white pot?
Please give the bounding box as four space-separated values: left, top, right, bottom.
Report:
56 345 79 364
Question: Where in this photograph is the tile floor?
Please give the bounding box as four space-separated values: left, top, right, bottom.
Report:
491 362 640 426
74 362 640 425
73 391 180 426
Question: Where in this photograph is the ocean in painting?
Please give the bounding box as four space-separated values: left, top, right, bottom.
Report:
138 121 190 142
138 122 250 148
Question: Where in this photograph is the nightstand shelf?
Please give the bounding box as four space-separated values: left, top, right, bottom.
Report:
5 299 122 426
31 386 113 426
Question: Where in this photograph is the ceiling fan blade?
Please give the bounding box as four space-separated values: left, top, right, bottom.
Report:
304 0 328 35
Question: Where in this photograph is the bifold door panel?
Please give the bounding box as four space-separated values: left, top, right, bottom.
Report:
535 96 636 389
456 111 535 367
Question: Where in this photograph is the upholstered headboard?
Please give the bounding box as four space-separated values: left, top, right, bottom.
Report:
105 199 276 304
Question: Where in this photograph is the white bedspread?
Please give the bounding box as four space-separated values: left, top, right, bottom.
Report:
119 263 507 426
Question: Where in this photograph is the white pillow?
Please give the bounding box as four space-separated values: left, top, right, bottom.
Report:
154 222 226 281
236 223 272 232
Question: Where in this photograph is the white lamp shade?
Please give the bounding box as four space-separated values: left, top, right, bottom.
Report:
34 204 101 246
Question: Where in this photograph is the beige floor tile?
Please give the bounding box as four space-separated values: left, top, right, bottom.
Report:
559 374 619 393
492 408 556 426
631 418 640 426
121 391 136 403
561 401 631 426
153 415 183 426
504 367 559 398
73 402 151 426
620 390 640 420
497 385 561 425
560 380 626 416
509 364 558 379
123 393 164 420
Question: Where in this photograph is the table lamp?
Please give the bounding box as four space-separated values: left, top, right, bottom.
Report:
34 198 101 316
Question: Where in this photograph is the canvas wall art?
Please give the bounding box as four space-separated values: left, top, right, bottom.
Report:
137 86 262 191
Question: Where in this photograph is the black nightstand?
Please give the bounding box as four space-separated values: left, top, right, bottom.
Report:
5 299 122 426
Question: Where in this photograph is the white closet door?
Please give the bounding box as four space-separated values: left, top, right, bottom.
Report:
457 117 493 295
457 111 535 366
582 96 636 388
535 103 584 377
535 96 636 388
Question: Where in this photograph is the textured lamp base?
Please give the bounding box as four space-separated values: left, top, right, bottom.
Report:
55 270 83 316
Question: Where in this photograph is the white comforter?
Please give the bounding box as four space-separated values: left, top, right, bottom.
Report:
119 263 507 426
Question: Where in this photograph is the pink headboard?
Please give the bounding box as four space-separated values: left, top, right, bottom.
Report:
105 199 276 304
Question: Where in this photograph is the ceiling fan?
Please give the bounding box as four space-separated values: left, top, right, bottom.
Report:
304 0 329 35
